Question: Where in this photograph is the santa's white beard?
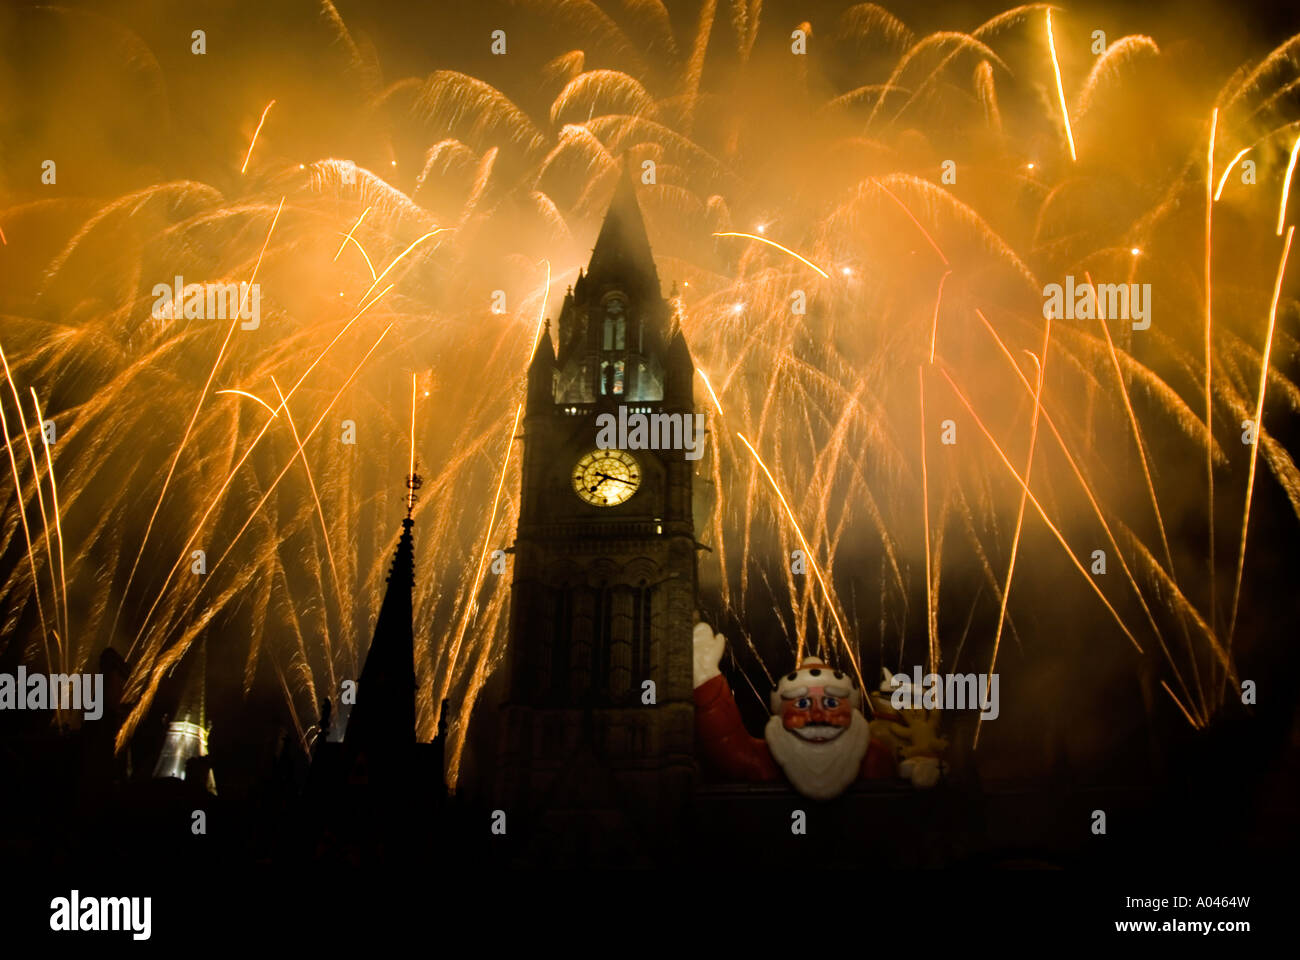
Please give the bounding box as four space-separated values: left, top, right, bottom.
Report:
764 710 871 800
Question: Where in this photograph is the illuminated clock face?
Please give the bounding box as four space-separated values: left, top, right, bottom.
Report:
572 449 641 506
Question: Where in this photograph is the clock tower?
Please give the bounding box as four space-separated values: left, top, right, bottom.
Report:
495 173 699 864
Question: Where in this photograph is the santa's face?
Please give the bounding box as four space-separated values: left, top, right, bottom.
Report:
765 695 871 800
781 686 853 742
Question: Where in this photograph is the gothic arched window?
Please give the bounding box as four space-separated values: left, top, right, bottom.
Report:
591 586 613 701
631 583 653 682
602 295 627 350
549 586 572 701
600 360 625 396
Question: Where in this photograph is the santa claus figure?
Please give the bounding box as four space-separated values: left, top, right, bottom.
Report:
692 620 896 799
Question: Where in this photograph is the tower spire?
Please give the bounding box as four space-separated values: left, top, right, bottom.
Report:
585 163 660 300
345 497 418 748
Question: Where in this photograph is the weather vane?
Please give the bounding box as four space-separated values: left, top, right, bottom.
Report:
405 466 423 517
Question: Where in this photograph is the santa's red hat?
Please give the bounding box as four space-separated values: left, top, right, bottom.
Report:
770 657 862 714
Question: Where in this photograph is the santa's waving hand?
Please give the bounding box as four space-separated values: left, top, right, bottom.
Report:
691 620 782 782
693 620 726 687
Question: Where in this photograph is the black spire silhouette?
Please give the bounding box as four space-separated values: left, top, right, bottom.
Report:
527 322 556 408
584 165 660 302
344 512 417 748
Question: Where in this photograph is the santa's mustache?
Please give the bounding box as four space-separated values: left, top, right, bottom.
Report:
791 722 846 742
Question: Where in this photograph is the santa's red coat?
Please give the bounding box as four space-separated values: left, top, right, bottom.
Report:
694 674 897 782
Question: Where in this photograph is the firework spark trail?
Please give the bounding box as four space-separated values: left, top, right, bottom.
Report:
950 586 984 671
796 429 839 654
435 263 551 728
753 362 906 613
736 432 864 692
712 232 830 278
680 0 717 136
266 534 321 719
697 368 725 416
938 367 1144 655
738 343 909 650
214 389 279 418
1226 226 1294 654
917 367 937 675
128 321 397 729
337 235 377 281
271 650 309 755
799 384 874 667
693 360 744 623
112 196 285 645
1278 130 1300 235
0 223 7 245
734 656 770 714
950 483 1016 650
333 206 371 261
1046 9 1077 162
870 178 951 266
0 388 51 671
1084 271 1205 718
443 371 562 779
357 228 452 309
529 261 554 347
408 372 417 505
789 404 827 653
695 366 731 611
736 622 777 690
930 498 949 668
1161 680 1200 727
318 0 368 87
1215 147 1251 201
446 649 496 789
1120 517 1235 684
889 34 1009 125
929 270 952 363
709 420 733 614
446 582 513 787
1204 110 1219 662
0 344 61 671
867 29 990 127
977 316 1051 748
28 388 71 671
736 314 805 631
270 375 344 696
240 99 276 175
127 284 393 659
974 310 1200 717
1085 278 1176 574
334 207 377 280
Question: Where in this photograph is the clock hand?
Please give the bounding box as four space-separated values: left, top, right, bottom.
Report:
594 471 633 486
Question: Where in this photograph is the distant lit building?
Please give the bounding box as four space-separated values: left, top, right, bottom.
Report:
151 639 216 794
